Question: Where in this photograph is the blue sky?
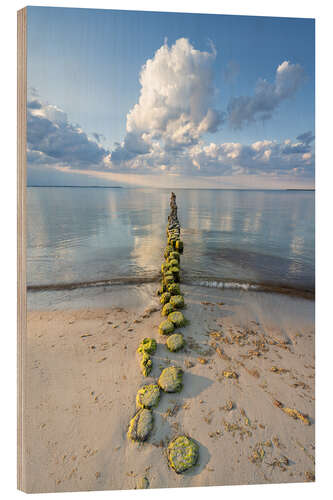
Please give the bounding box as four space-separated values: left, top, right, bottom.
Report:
27 7 315 188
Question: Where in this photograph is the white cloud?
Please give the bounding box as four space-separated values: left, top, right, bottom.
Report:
27 98 109 168
111 38 223 164
227 60 304 129
27 40 313 185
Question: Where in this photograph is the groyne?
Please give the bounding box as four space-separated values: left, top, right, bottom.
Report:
127 192 199 475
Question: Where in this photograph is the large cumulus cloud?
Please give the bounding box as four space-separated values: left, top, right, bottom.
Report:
110 38 224 165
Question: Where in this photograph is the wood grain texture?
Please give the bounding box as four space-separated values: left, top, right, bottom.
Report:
17 6 27 492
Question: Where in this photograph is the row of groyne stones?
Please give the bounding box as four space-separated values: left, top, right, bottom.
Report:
127 193 199 477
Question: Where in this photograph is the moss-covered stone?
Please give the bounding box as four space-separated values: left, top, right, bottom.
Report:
127 408 153 442
164 274 175 286
166 333 185 352
159 320 175 336
160 292 171 305
137 337 157 355
170 295 184 309
168 311 186 327
136 384 160 409
158 366 183 392
168 283 181 296
161 263 168 274
169 251 180 262
169 267 180 282
168 259 179 268
175 240 184 252
161 302 174 316
164 246 173 258
167 436 199 473
140 352 152 377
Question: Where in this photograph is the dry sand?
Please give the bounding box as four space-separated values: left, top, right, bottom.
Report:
22 284 315 492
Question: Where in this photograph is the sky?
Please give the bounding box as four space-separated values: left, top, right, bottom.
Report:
27 7 315 188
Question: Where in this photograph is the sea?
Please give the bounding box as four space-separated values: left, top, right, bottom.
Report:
27 187 315 302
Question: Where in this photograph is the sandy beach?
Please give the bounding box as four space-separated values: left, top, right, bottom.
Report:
22 284 315 493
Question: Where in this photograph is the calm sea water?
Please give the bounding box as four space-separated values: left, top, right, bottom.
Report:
27 187 315 293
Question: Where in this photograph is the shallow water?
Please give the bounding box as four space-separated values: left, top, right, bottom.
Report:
27 187 314 293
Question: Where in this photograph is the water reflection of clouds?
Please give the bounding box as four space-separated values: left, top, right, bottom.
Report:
129 191 169 274
27 188 314 289
130 234 163 273
219 213 233 232
242 211 263 234
290 235 305 256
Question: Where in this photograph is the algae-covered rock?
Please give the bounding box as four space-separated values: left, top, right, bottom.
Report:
168 283 181 296
168 311 186 327
164 275 175 286
164 246 173 258
140 352 152 377
159 320 175 336
137 337 157 355
127 408 153 442
161 263 168 274
169 251 180 262
175 240 184 252
135 476 149 489
160 292 171 305
169 266 180 282
166 333 185 352
167 435 199 473
158 366 183 392
162 302 174 316
168 259 179 268
136 384 160 409
170 295 185 309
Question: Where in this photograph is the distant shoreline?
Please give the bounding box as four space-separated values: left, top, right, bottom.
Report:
27 185 314 191
27 185 123 189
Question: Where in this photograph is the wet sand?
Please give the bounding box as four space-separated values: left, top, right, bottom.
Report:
23 285 315 493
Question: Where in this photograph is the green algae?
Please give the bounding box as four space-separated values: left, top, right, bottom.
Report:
175 240 184 252
168 311 186 327
160 292 171 305
136 384 160 409
127 408 153 442
168 283 181 296
170 295 185 309
166 333 185 352
158 366 183 392
137 337 157 355
168 258 179 267
161 263 168 274
169 266 180 282
167 435 199 473
169 251 180 261
164 246 173 258
159 320 175 336
164 275 175 286
162 302 174 316
140 352 152 377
